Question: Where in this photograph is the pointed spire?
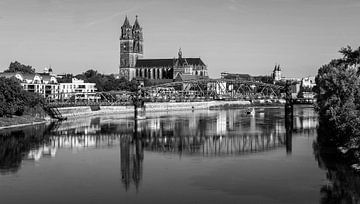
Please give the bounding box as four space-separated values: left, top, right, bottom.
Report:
178 47 182 59
122 15 131 28
133 15 141 29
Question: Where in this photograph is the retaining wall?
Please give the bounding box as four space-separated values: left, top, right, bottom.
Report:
57 100 251 118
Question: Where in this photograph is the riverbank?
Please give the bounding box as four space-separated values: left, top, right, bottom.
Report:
0 115 47 130
57 100 253 118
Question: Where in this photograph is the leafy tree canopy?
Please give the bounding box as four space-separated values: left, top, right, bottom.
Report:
4 61 35 74
0 77 44 117
71 70 139 92
314 45 360 147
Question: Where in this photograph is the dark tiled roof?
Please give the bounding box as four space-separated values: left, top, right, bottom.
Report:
122 16 131 28
135 58 206 68
133 17 141 29
174 74 200 82
184 58 206 66
135 59 174 68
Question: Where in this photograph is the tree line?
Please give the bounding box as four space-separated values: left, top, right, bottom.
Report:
58 69 140 92
314 46 360 154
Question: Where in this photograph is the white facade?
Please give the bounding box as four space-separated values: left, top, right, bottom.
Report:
59 78 97 100
0 72 59 100
301 76 316 88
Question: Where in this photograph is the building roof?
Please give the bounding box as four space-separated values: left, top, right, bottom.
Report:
183 58 206 66
135 58 205 68
0 72 34 81
135 59 174 67
122 16 131 28
133 15 141 30
174 74 199 82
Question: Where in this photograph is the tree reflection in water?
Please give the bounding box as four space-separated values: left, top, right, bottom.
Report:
0 124 49 174
314 123 360 204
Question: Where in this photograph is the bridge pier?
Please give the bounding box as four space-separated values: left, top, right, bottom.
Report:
285 100 293 154
132 87 146 120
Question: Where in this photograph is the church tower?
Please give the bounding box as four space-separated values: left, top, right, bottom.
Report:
272 64 282 82
119 16 143 80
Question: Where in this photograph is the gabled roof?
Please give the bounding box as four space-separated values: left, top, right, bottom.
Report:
183 58 206 66
174 74 199 82
135 58 206 68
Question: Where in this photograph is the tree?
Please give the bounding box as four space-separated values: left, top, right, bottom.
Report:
0 77 44 117
4 61 35 74
314 46 360 147
73 70 140 92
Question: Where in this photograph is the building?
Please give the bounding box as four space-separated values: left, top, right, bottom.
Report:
119 16 208 81
221 72 253 81
301 76 316 89
58 78 97 101
0 69 97 101
272 64 282 82
0 71 59 100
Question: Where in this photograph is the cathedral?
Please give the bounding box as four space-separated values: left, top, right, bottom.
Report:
119 16 208 81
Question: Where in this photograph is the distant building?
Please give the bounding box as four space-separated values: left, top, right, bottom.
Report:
58 78 97 101
119 16 208 81
301 76 316 89
272 64 282 82
271 64 302 83
220 72 253 81
0 69 98 101
0 71 59 100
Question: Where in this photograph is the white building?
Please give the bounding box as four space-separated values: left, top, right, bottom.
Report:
0 72 59 100
301 76 316 88
59 78 97 101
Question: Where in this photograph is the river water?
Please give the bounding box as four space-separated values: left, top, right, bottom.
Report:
0 106 358 204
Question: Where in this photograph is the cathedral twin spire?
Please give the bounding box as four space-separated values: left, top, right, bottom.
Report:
121 15 142 40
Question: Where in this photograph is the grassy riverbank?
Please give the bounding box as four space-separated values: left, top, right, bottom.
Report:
0 115 46 129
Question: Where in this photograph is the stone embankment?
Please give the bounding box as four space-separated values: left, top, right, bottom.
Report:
57 100 251 118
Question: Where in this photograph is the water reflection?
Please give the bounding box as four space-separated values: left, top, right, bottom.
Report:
121 121 144 191
0 107 320 193
314 123 360 204
0 125 49 174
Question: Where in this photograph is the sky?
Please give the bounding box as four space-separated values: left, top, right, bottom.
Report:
0 0 359 78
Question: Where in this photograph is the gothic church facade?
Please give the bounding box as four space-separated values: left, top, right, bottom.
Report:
119 16 208 81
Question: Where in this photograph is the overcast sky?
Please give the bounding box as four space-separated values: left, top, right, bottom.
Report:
0 0 359 78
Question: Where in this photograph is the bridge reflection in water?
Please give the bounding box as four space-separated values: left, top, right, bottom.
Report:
0 107 318 191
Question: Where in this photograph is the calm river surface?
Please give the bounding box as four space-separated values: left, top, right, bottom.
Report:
0 106 354 204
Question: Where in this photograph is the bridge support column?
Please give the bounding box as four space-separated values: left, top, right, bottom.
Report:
132 88 146 121
285 99 293 154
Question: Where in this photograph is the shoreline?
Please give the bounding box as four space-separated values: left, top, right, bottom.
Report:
56 100 253 118
0 100 289 130
0 116 49 131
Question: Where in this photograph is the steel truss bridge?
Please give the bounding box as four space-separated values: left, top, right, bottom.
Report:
46 79 283 107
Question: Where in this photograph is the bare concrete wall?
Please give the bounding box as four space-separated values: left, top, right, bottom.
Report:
57 100 251 118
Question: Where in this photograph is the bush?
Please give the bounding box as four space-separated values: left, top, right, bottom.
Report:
0 77 44 117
